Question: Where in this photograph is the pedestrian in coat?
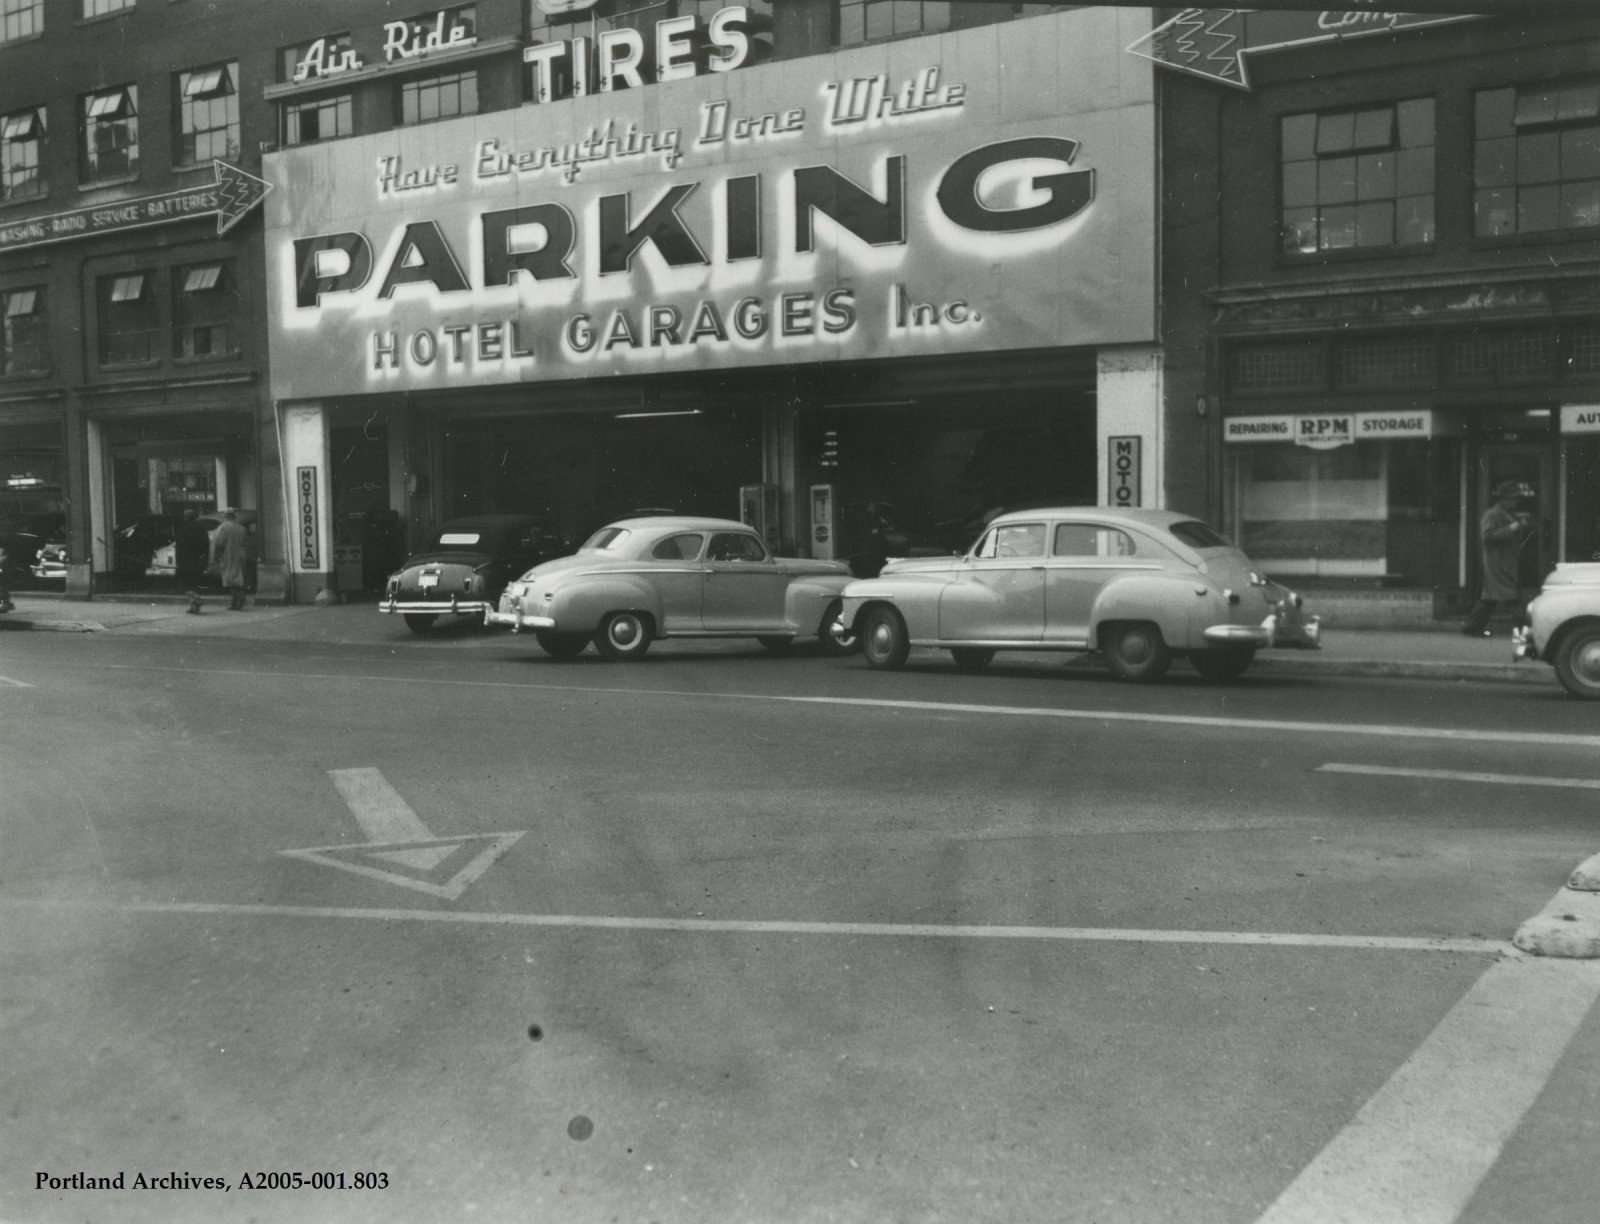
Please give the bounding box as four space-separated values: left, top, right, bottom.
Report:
209 508 250 611
1462 481 1536 637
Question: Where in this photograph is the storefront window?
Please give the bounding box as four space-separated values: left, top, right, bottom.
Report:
1 105 44 200
80 83 138 184
1475 80 1600 237
97 271 156 366
1281 98 1435 255
1229 443 1387 578
1 286 48 375
175 61 239 166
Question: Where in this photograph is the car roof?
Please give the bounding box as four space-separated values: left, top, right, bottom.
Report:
602 516 754 534
987 507 1208 532
437 514 548 529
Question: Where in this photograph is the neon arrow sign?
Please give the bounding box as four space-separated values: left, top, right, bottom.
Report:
1126 8 1481 91
0 160 272 254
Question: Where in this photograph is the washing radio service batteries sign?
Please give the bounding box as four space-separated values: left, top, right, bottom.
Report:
262 8 1155 399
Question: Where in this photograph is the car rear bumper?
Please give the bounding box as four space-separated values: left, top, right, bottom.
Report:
1203 612 1321 650
483 607 555 632
381 597 489 616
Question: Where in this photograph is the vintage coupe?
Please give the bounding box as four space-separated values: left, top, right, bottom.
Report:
1514 563 1600 699
833 507 1320 682
382 514 567 634
484 516 854 660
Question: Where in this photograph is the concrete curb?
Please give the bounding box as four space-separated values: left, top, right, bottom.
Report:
1513 888 1600 958
1569 851 1600 892
1253 658 1548 687
0 618 104 633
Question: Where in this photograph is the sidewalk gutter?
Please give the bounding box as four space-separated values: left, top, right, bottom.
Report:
1252 656 1546 687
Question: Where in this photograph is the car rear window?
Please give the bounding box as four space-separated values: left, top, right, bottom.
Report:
1168 520 1233 549
437 532 481 546
581 527 632 551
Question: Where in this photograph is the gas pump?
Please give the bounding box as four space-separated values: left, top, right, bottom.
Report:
738 483 779 551
809 484 836 560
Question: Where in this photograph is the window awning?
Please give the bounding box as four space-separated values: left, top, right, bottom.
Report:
183 66 231 98
109 275 145 303
1 110 37 141
86 89 134 119
182 265 223 293
4 289 38 317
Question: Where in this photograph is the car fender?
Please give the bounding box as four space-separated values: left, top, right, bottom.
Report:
1089 573 1213 651
840 574 948 640
548 574 664 634
782 574 854 633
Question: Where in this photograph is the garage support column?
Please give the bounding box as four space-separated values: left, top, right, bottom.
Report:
764 404 799 554
277 401 333 604
1096 345 1163 510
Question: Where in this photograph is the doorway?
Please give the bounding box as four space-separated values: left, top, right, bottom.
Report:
1472 441 1556 590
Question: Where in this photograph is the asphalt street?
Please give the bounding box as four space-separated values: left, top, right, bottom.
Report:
3 624 1599 1224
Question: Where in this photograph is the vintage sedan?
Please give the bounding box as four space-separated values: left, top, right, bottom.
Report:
485 516 854 660
833 507 1320 682
1513 563 1600 699
382 514 567 634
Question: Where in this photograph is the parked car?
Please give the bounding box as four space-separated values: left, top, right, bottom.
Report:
485 515 855 660
832 507 1321 682
30 534 67 582
2 513 62 585
383 514 568 634
1514 563 1600 699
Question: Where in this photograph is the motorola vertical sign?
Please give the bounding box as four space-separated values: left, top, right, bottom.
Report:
262 7 1156 400
296 466 320 568
1108 436 1141 507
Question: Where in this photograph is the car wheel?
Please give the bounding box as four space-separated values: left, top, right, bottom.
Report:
860 605 910 670
534 631 588 660
1102 622 1171 683
403 614 437 635
816 599 856 656
595 611 652 661
950 647 995 672
1553 624 1600 700
757 635 795 653
1189 648 1255 683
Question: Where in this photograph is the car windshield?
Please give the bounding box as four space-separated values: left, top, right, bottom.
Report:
1168 520 1233 549
581 527 632 552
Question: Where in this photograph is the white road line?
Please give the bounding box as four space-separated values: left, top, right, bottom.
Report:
0 898 1510 954
327 767 434 843
1254 955 1600 1224
65 663 1600 748
1319 763 1600 790
0 674 35 688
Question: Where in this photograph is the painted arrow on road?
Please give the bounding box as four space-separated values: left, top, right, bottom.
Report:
0 159 272 254
278 768 524 900
1126 8 1480 91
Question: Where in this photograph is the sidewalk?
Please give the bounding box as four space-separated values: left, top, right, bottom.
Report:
0 589 1553 687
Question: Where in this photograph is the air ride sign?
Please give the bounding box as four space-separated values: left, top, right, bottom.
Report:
263 7 1155 399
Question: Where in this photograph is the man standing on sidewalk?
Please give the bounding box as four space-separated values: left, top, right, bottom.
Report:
209 508 250 611
1462 481 1536 637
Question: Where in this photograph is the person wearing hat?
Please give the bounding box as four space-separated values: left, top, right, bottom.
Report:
209 508 251 611
1462 480 1536 637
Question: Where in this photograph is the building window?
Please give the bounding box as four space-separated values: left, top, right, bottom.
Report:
1 106 44 200
172 262 238 360
80 84 138 184
81 0 133 15
1280 99 1435 255
1228 340 1327 392
398 70 478 125
1335 335 1434 389
1474 81 1600 238
283 94 352 146
175 62 239 165
1446 328 1554 384
838 1 951 46
1 286 48 375
281 31 356 84
1 0 42 44
98 272 156 366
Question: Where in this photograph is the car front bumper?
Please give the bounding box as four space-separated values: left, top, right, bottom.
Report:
482 606 555 632
1203 611 1322 650
1512 625 1540 661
